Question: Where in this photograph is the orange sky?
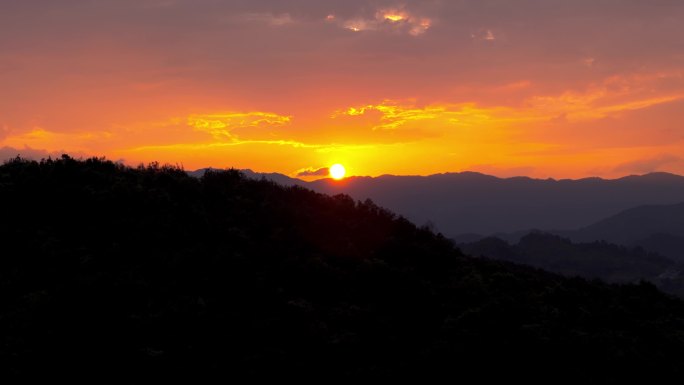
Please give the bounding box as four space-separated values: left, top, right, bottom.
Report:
2 0 684 179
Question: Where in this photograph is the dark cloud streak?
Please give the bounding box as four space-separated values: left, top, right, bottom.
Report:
614 154 682 174
297 167 329 177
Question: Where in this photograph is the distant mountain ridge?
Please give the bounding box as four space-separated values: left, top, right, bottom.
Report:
467 202 684 263
189 168 684 237
456 201 684 283
570 202 684 243
560 202 684 262
458 232 684 296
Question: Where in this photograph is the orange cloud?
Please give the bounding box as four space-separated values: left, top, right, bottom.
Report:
187 112 292 140
2 127 113 153
526 72 684 121
336 100 532 131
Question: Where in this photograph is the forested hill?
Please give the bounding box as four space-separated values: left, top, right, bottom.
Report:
3 156 684 383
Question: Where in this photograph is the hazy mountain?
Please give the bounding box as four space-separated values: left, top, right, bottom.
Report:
6 156 684 382
633 233 684 263
458 232 684 296
306 172 684 236
558 202 684 262
190 169 684 256
570 202 684 242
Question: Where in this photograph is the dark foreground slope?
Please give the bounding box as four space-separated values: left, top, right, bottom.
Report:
2 156 684 383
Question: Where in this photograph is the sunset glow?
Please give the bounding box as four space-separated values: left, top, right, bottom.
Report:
1 1 684 179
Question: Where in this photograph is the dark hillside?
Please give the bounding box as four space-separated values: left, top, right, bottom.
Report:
2 156 684 383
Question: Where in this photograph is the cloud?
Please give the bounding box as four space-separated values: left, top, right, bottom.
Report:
0 145 77 162
471 29 497 41
613 154 681 174
342 18 371 32
466 164 537 178
1 127 116 155
0 146 50 162
517 71 684 122
296 166 329 177
335 100 526 131
242 12 294 26
337 101 445 130
187 112 292 140
330 5 431 36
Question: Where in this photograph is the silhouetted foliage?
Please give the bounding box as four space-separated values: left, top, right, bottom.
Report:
2 156 684 383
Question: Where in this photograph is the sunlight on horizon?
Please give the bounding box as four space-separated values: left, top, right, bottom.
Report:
330 164 346 180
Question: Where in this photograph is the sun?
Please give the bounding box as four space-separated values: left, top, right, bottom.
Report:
329 164 346 180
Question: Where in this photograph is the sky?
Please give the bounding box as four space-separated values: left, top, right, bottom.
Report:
1 0 684 179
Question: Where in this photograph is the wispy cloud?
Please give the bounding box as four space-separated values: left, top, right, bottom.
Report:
242 12 294 27
614 154 681 174
336 101 445 130
0 123 9 141
328 5 431 36
335 100 529 131
471 29 497 41
0 145 87 162
187 112 292 140
527 72 684 121
466 164 537 178
2 127 114 153
296 166 329 177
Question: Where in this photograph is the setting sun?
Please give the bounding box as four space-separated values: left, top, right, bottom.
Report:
329 164 346 180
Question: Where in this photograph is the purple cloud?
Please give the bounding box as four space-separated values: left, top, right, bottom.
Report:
614 154 682 174
297 167 329 177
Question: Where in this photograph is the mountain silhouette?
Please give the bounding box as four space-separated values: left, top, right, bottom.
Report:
309 172 684 236
633 233 684 263
5 156 684 382
200 169 684 237
531 202 684 263
458 232 684 296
